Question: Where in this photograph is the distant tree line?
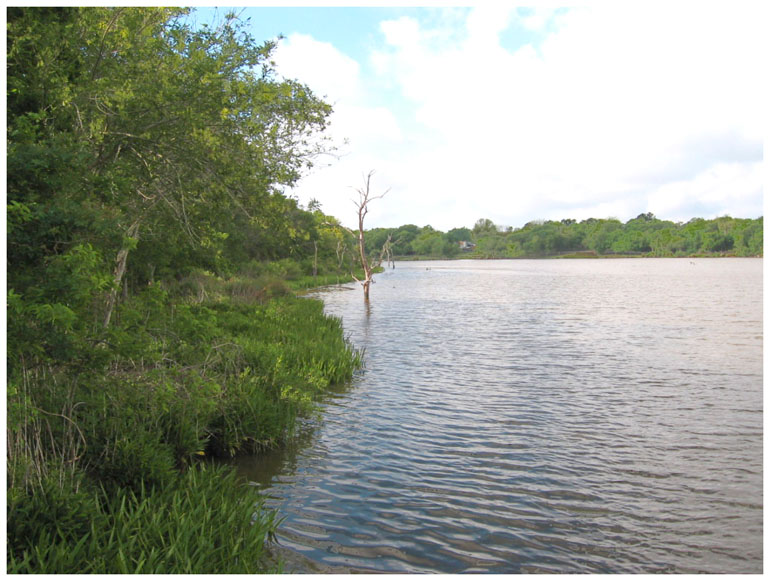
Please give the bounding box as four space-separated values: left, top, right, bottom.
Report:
364 213 763 259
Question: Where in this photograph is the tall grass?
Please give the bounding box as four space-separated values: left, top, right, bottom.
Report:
7 276 363 573
7 464 282 574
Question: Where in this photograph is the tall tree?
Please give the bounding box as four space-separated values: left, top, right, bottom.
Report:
7 7 334 330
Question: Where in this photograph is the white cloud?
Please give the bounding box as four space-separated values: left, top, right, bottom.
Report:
647 161 764 221
271 33 409 227
466 3 516 49
380 16 421 49
516 6 558 31
274 4 766 230
272 33 362 104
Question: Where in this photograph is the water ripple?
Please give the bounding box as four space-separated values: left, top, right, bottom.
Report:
234 258 762 574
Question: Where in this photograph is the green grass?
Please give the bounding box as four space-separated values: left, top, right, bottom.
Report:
7 464 282 574
288 272 356 290
7 278 363 573
286 266 383 291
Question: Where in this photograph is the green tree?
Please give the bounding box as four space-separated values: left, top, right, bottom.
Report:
734 218 763 255
7 7 333 329
446 227 472 243
584 219 622 254
472 218 498 239
391 224 420 255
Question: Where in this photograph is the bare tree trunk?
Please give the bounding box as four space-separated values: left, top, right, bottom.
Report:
377 233 395 269
312 240 318 278
357 210 372 300
103 220 140 328
335 239 346 269
351 171 388 302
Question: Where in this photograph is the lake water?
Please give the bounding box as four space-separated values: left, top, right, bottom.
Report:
234 258 763 573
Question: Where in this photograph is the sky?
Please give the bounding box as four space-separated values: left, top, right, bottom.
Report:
192 3 766 231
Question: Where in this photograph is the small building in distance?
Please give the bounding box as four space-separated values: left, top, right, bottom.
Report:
458 240 476 251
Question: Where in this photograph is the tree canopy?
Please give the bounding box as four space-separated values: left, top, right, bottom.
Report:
7 7 346 354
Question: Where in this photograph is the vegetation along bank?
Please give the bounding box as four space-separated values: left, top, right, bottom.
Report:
7 7 364 573
6 6 762 574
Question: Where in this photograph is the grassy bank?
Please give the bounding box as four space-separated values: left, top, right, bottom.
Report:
287 267 386 292
7 8 367 573
7 272 363 573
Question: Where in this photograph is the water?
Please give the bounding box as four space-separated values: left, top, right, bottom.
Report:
233 258 763 573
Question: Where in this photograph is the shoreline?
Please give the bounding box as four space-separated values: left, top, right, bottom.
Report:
391 252 761 261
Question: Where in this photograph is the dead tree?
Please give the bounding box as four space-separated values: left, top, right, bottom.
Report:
386 233 396 268
378 233 396 269
312 240 318 278
103 219 141 328
335 239 346 269
351 171 389 301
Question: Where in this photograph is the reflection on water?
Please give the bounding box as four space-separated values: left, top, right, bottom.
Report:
234 258 763 574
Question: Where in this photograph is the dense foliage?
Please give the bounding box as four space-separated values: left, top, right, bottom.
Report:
7 7 363 573
366 214 763 259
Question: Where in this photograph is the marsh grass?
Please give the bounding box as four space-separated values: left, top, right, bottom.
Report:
7 278 362 573
7 464 282 574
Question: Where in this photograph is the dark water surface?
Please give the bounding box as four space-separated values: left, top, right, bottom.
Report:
233 258 763 573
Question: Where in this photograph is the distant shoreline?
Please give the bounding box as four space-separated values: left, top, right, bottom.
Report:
392 252 762 261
